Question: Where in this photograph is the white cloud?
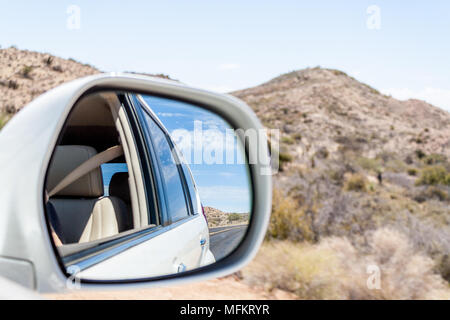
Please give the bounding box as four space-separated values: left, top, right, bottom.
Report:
218 63 240 71
157 112 187 117
170 126 242 165
382 87 450 112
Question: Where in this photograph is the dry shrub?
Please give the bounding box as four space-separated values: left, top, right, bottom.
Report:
356 157 381 172
419 186 448 202
314 193 378 239
344 173 368 192
331 228 450 299
393 213 450 282
267 189 313 241
417 165 450 186
244 228 450 300
385 159 408 173
243 241 343 299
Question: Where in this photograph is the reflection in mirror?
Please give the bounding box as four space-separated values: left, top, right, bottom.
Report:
44 90 252 281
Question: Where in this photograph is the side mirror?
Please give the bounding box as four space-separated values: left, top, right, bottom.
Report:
0 73 272 292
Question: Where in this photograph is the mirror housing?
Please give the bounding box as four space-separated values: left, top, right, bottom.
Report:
0 73 271 292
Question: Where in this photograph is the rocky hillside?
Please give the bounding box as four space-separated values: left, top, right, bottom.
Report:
203 206 249 228
233 68 450 160
233 67 450 281
0 47 175 116
0 47 99 114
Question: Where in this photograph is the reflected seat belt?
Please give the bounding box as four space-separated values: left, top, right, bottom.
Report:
48 145 124 197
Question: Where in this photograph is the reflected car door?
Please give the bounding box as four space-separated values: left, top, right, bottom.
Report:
134 96 205 272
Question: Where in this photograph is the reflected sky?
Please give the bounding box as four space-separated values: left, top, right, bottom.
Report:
143 95 252 214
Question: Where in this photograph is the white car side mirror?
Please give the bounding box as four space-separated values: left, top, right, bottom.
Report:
0 73 271 293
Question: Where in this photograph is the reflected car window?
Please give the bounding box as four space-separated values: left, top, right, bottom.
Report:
101 163 128 196
141 110 190 222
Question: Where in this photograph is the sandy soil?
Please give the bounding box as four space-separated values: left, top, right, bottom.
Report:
46 276 297 300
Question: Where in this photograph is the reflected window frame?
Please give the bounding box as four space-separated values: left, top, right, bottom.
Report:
131 94 195 225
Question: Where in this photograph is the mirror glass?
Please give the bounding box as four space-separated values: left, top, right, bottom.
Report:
44 90 252 281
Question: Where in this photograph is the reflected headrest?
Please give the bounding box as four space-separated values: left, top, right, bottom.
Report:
47 145 104 197
109 172 130 203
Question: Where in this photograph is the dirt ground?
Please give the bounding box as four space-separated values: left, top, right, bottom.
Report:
46 276 297 300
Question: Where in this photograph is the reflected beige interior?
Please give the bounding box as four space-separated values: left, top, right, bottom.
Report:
48 145 132 244
46 92 146 245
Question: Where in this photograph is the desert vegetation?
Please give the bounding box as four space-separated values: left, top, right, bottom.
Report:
256 147 450 299
203 207 249 228
416 165 450 186
234 67 450 299
243 229 450 299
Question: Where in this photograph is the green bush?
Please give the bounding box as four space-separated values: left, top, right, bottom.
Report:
414 137 424 144
415 149 426 159
227 213 242 223
21 65 33 78
416 165 450 186
407 168 418 176
279 152 293 163
356 157 381 172
281 136 295 145
331 69 347 76
0 113 11 130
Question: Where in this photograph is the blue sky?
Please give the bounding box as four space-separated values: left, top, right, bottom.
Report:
1 1 449 111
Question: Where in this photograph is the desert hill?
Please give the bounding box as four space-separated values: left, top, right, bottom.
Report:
0 47 99 115
203 206 249 228
234 67 450 281
0 47 174 116
233 67 450 160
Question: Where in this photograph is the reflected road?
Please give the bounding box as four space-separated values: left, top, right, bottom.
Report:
209 225 247 262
